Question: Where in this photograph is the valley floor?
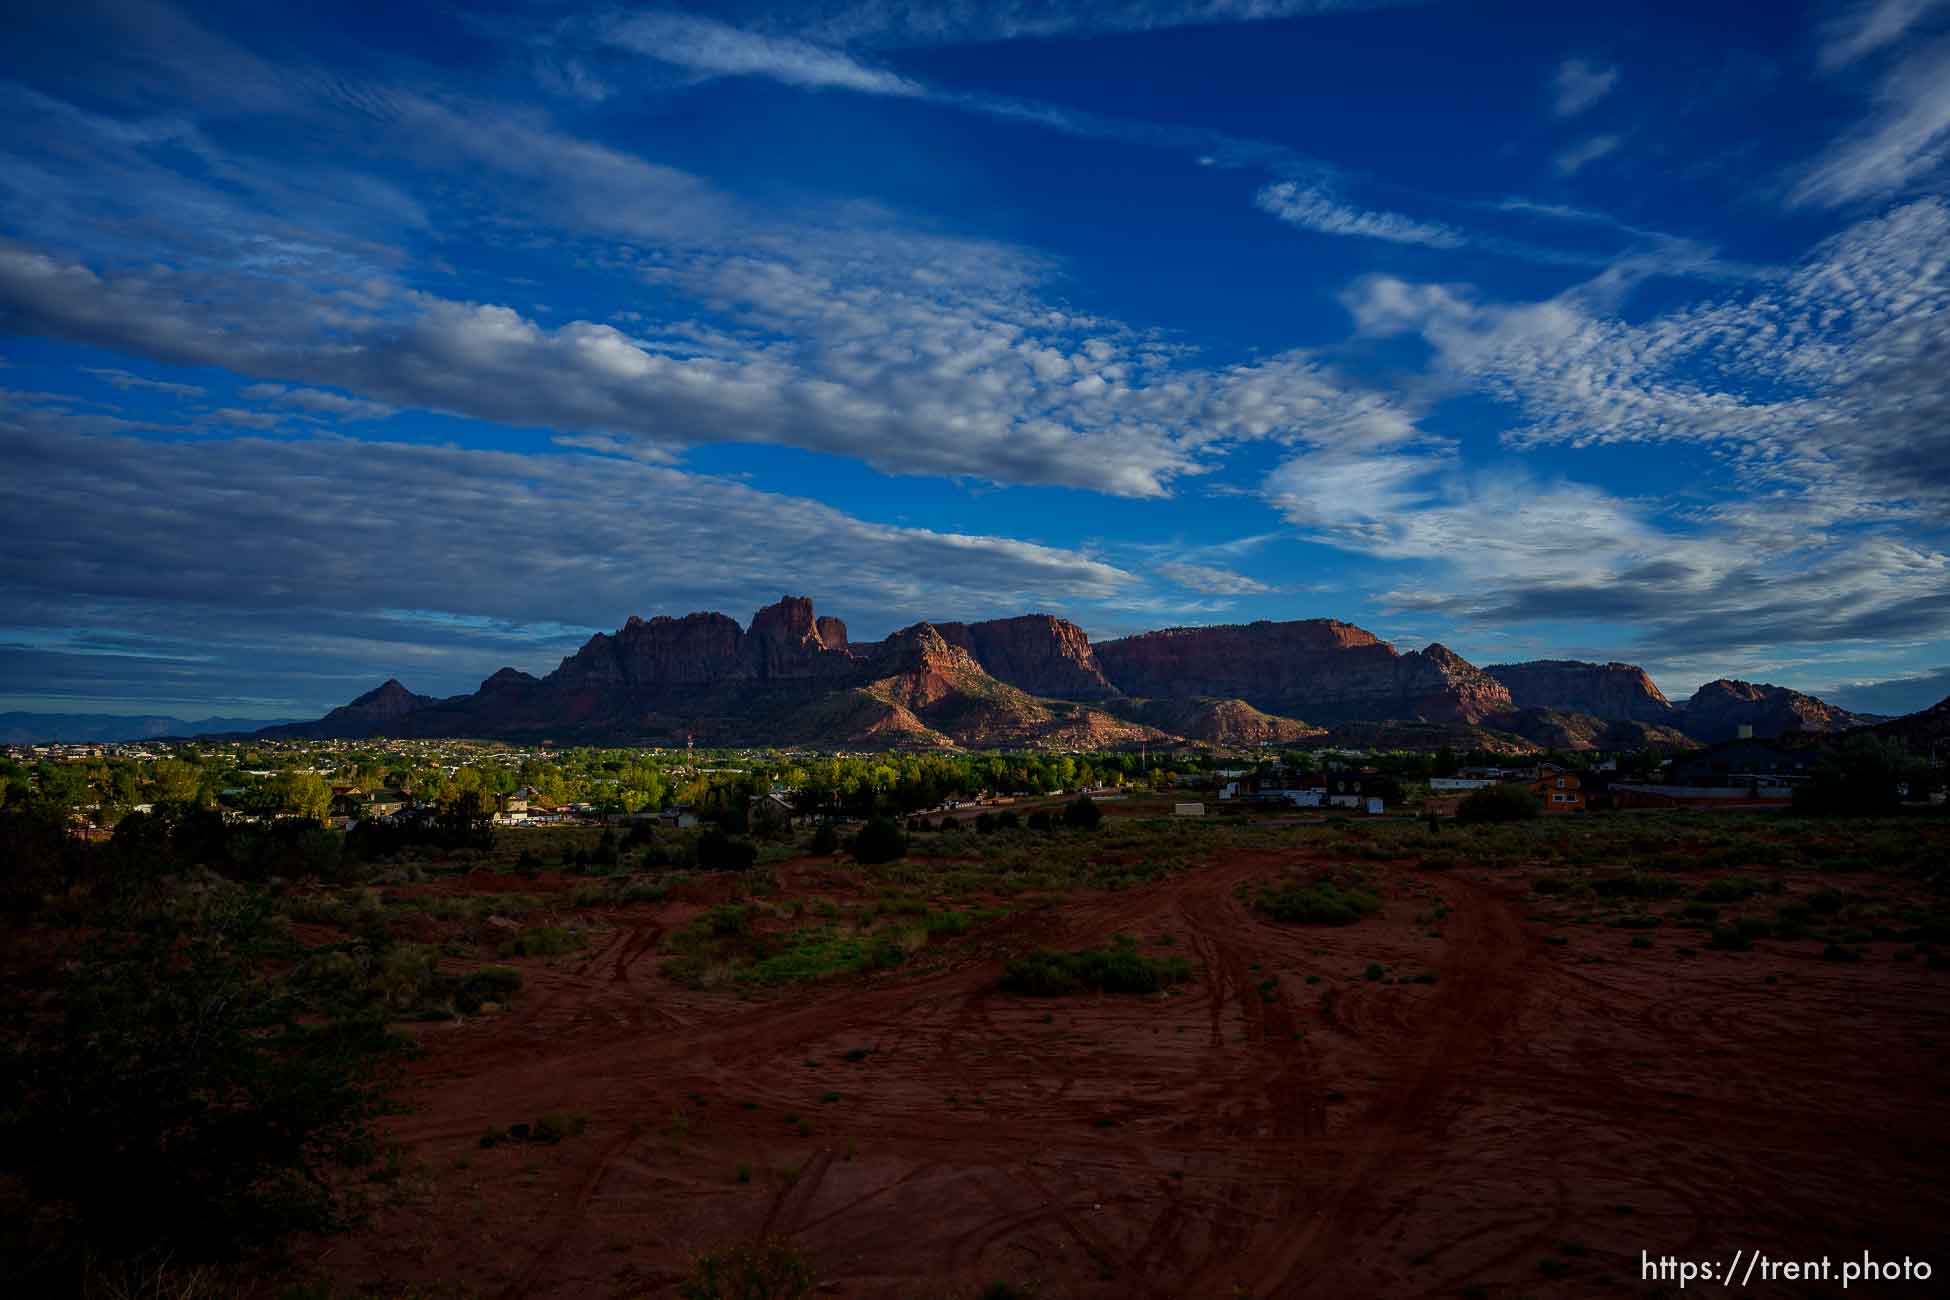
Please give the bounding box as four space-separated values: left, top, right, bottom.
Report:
298 817 1950 1299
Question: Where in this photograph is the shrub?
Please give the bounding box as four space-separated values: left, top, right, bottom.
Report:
1001 936 1191 996
1026 810 1055 833
808 822 840 855
534 1109 589 1142
501 926 583 958
1457 784 1541 824
1708 925 1752 952
850 817 907 866
0 892 404 1283
698 828 759 872
1062 796 1103 830
1252 880 1382 926
677 1236 815 1300
993 810 1021 832
457 965 522 1012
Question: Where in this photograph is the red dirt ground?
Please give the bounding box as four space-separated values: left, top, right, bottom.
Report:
298 851 1950 1299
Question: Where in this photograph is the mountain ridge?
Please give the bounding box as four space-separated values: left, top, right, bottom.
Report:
247 596 1886 750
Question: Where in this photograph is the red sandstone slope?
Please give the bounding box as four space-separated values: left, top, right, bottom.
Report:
928 614 1121 700
1486 659 1677 724
1094 620 1512 724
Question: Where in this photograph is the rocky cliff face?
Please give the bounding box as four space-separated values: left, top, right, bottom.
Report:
931 614 1120 700
1680 679 1864 743
1487 659 1676 723
1095 620 1512 723
551 596 854 690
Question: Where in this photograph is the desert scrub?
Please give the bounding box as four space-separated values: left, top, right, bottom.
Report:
677 1236 815 1300
498 925 585 958
1251 878 1382 926
1001 935 1191 996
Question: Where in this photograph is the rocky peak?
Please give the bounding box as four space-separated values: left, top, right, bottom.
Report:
553 611 748 688
815 615 849 651
345 679 429 716
479 667 538 691
1680 678 1862 742
1486 658 1676 724
932 613 1119 700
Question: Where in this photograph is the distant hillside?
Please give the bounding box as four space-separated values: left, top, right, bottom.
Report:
0 711 292 744
1860 694 1950 750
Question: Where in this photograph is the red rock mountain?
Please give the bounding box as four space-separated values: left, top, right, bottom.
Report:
261 597 1864 751
1486 660 1677 724
1679 679 1865 744
927 615 1120 700
1093 620 1513 723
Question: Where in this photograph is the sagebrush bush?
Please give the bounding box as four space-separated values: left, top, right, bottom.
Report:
1252 879 1382 926
1001 935 1190 996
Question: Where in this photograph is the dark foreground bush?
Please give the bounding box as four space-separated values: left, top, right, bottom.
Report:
0 891 405 1286
809 822 840 855
849 817 907 865
1457 784 1541 824
698 828 759 872
1252 879 1383 926
1001 935 1192 996
1063 795 1103 830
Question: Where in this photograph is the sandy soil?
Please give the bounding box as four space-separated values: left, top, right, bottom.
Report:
302 850 1950 1299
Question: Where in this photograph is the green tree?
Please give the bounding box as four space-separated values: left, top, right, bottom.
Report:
276 770 332 822
147 757 203 806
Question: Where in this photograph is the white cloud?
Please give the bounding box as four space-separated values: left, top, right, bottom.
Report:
1254 181 1465 248
0 423 1141 639
1794 36 1950 205
1156 562 1272 595
240 384 395 421
81 367 206 397
1551 58 1619 117
0 204 1434 499
1819 0 1949 69
602 12 923 96
1554 134 1621 176
768 0 1405 48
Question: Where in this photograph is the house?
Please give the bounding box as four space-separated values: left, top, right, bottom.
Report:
660 805 700 830
1530 769 1586 813
750 790 798 832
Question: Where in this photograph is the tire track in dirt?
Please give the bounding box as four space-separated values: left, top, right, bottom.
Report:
1240 873 1532 1297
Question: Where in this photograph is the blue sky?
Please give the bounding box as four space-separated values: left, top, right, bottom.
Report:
3 0 1950 719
